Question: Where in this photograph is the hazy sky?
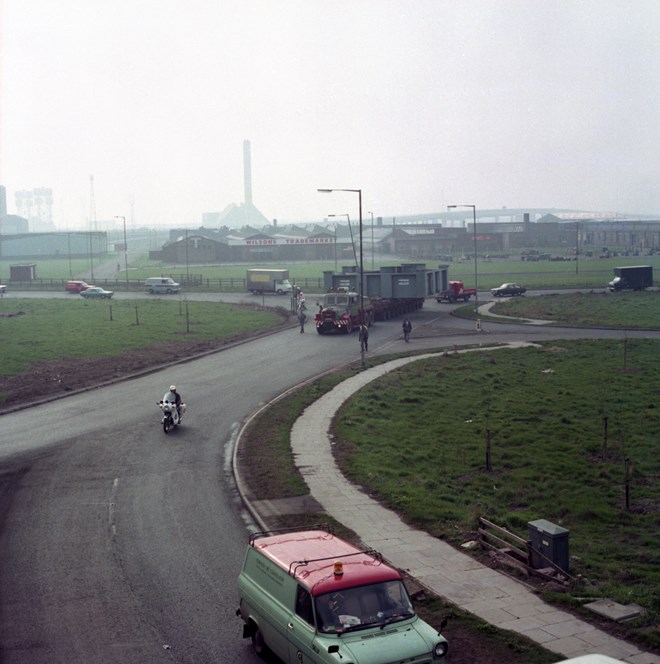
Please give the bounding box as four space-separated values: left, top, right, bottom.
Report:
1 0 659 229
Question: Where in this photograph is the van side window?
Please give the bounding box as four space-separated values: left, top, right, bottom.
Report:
295 585 314 626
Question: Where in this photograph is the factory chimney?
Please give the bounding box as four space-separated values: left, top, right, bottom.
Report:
243 139 253 206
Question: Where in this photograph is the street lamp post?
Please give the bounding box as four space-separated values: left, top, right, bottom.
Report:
368 211 375 269
88 227 95 282
115 216 129 287
185 227 190 284
328 213 353 269
319 188 365 367
448 204 480 329
67 232 72 277
334 223 337 272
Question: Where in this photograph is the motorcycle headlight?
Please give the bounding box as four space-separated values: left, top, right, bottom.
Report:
434 641 448 658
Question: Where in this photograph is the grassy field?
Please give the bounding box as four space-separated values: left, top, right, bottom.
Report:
119 254 660 290
0 298 281 376
3 253 660 291
333 341 659 617
488 291 660 328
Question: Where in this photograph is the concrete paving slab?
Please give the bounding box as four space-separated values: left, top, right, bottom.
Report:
585 599 643 622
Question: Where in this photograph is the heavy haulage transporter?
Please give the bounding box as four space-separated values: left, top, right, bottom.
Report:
314 263 446 335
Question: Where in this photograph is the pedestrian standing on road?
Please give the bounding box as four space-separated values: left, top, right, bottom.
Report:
402 318 412 342
298 307 307 333
358 324 369 352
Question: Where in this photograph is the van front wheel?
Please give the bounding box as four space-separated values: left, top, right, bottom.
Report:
251 624 268 658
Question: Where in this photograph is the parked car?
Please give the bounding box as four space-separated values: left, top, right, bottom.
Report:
65 280 92 293
0 284 7 295
491 283 527 297
80 286 114 299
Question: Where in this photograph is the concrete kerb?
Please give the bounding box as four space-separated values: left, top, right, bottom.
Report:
477 300 555 325
236 342 660 664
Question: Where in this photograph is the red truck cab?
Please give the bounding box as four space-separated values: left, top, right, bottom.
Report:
436 280 476 303
65 280 92 293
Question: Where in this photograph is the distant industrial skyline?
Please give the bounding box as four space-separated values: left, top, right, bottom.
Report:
2 2 659 228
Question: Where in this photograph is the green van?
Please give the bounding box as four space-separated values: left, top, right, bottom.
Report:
237 527 448 663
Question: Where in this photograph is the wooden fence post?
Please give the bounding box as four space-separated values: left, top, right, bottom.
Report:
486 428 492 471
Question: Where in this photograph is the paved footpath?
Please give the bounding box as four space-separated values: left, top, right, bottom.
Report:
285 345 659 664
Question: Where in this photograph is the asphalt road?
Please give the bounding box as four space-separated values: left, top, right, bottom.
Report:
1 294 658 663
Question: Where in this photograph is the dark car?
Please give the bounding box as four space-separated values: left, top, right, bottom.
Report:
80 286 114 299
490 283 527 297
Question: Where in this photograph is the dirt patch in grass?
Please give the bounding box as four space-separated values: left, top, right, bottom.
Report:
0 316 292 411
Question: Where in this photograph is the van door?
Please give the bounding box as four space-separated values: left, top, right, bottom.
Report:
287 586 321 663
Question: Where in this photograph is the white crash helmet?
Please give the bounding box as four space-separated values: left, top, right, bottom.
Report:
169 385 177 391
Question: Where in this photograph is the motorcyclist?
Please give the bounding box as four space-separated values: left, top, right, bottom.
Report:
166 384 183 420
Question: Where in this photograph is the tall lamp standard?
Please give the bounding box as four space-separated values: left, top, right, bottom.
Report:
185 227 190 284
448 204 480 328
368 210 375 269
328 213 351 272
115 216 129 287
319 188 365 367
333 222 337 272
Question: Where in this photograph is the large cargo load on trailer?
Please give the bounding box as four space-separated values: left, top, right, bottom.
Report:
314 263 444 334
246 268 292 295
608 265 653 291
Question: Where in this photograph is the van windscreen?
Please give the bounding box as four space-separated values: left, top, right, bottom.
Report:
315 580 414 634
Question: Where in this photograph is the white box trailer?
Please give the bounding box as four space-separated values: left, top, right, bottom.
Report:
246 268 292 295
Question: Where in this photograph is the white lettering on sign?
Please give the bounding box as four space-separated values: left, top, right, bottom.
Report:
398 279 410 285
245 239 277 245
284 237 334 244
242 237 335 246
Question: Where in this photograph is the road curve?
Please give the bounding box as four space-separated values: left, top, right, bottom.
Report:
1 297 659 663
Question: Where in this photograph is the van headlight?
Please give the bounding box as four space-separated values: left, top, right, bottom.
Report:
434 641 448 657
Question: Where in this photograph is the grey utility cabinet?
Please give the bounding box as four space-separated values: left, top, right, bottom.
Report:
528 519 570 573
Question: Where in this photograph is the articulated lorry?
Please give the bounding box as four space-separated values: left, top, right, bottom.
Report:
607 265 653 291
246 268 292 295
314 263 444 334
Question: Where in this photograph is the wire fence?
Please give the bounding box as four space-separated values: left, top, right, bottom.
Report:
4 276 326 293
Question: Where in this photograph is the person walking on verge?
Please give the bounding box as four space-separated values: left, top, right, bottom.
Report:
359 324 369 352
402 318 412 343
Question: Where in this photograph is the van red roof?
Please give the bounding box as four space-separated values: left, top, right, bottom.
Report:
251 530 401 596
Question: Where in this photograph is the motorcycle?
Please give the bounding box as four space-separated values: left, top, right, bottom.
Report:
158 394 186 433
